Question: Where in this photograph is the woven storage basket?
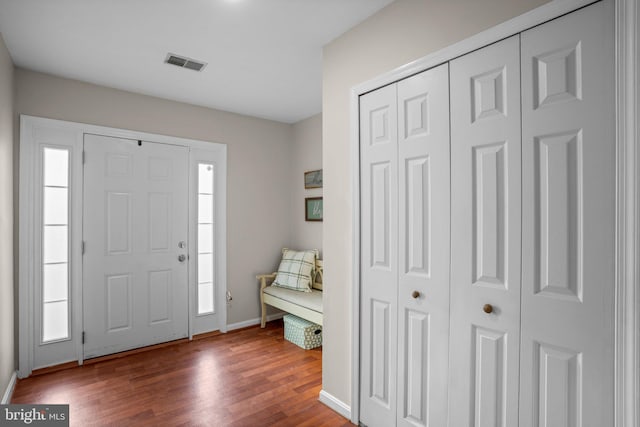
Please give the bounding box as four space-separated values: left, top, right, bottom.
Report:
283 314 322 350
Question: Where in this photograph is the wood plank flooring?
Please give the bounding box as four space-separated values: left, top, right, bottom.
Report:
12 321 354 427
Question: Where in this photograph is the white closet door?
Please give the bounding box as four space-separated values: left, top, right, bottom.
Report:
396 63 450 427
360 83 399 427
519 2 615 426
449 35 522 427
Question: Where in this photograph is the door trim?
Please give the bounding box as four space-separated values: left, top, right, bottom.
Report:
349 0 638 424
18 115 227 377
614 0 639 426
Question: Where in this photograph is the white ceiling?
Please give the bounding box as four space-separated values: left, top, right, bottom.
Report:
0 0 394 123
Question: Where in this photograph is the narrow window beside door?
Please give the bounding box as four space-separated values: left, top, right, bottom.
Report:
197 163 215 315
42 147 70 343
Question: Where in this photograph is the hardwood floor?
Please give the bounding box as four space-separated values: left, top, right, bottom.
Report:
12 321 354 427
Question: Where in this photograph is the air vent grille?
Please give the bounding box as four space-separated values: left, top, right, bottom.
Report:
183 60 205 71
165 53 207 72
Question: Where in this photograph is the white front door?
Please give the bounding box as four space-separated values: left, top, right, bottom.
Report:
83 134 189 359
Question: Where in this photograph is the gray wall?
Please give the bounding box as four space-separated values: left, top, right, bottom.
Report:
321 0 550 406
13 68 296 327
0 33 14 400
291 113 323 253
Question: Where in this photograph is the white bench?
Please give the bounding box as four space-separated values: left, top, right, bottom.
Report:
256 259 323 328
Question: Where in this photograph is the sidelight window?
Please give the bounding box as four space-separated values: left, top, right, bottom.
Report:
41 147 70 343
197 163 215 315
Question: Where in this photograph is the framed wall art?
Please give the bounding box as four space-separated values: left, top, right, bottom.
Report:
305 197 323 221
304 169 323 189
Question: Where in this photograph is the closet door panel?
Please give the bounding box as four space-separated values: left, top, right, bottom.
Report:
360 84 399 427
397 63 450 427
520 2 615 426
449 34 522 427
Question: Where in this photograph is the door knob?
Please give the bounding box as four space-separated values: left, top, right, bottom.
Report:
178 254 186 262
483 304 493 314
412 290 420 299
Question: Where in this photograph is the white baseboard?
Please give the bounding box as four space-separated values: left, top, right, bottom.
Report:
1 371 17 404
319 389 351 420
226 313 284 331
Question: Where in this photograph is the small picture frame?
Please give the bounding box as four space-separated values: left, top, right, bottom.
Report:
305 197 323 221
304 169 323 189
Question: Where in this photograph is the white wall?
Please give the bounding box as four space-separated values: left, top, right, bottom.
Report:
290 113 323 253
0 33 14 399
321 0 550 407
14 69 295 326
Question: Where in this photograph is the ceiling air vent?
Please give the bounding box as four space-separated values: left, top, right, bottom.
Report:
165 53 207 72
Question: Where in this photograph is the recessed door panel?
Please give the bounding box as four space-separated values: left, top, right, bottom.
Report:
106 192 131 255
371 300 391 405
371 107 392 146
149 192 171 253
472 326 506 427
371 162 391 269
534 342 582 427
449 35 521 427
106 153 131 178
404 156 430 277
106 274 131 332
472 142 507 289
404 94 429 138
402 309 429 426
534 131 583 301
149 269 172 324
471 67 507 121
533 43 582 109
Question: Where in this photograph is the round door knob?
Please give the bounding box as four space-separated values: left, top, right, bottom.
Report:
178 254 186 262
412 290 420 299
483 304 493 314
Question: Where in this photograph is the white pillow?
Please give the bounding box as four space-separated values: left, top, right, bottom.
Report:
272 249 318 292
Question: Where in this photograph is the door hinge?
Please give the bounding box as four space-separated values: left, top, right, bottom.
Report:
81 241 85 255
82 331 85 344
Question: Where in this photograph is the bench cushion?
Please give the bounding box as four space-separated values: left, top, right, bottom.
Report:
263 286 323 313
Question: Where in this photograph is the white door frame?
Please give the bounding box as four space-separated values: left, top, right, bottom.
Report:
349 0 638 425
18 115 228 377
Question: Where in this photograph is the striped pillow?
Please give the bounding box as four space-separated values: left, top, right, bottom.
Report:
272 249 318 292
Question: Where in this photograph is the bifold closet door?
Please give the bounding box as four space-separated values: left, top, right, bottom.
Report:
359 63 451 427
449 35 522 427
360 83 399 427
519 2 615 426
396 64 450 427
